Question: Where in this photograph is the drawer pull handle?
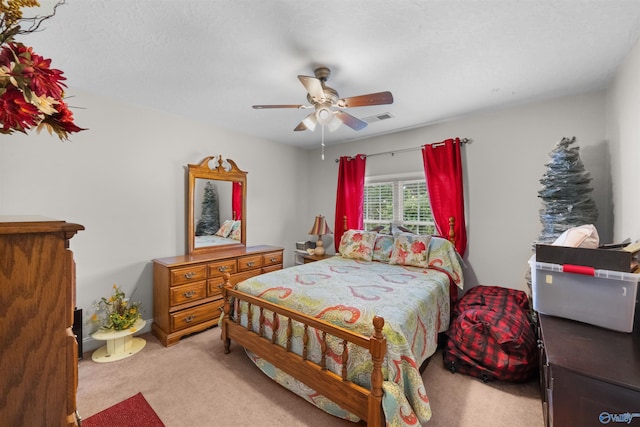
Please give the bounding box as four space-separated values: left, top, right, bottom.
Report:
218 266 227 272
184 315 196 323
184 272 195 279
183 291 196 298
270 257 277 262
247 261 255 267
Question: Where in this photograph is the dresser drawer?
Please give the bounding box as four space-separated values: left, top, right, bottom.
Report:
170 265 207 286
170 300 222 331
233 270 263 284
208 260 237 278
238 254 263 271
207 270 263 297
262 264 282 274
170 281 207 306
208 278 225 298
262 251 283 266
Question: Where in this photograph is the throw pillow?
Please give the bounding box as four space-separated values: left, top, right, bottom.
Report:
389 232 432 268
339 230 377 262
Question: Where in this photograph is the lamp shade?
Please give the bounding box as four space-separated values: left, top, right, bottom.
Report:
308 215 332 236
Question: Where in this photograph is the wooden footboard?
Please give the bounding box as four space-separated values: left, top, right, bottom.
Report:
220 275 386 427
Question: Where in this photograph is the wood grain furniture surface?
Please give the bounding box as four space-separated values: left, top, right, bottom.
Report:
538 313 640 427
152 245 283 346
0 216 84 426
301 253 334 264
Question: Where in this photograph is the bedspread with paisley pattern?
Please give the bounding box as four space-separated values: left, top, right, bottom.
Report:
233 239 464 426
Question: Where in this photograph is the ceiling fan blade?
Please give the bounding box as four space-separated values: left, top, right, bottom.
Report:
298 75 325 102
336 91 394 108
294 112 317 131
334 110 368 131
252 104 307 109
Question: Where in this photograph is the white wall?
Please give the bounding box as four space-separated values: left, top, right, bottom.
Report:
304 92 609 293
606 37 640 241
0 90 308 350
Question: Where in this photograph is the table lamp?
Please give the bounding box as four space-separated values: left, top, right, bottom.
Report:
309 215 332 256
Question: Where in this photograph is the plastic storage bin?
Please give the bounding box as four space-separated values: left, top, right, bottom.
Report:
531 260 640 332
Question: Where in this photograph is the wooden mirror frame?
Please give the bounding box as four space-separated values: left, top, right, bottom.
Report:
187 156 247 255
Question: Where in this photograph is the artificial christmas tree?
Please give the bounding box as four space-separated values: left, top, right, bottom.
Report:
537 136 598 244
195 182 220 236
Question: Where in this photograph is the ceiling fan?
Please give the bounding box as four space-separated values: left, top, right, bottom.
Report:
252 66 394 132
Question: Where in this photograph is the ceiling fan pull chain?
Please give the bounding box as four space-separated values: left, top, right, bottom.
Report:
321 125 325 160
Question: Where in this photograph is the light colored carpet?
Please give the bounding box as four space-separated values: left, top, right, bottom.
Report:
78 327 544 427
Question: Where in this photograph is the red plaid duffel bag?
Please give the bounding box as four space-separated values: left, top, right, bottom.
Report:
443 285 538 382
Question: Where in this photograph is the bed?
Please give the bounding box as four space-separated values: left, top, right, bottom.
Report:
194 233 240 248
194 219 241 248
220 228 464 427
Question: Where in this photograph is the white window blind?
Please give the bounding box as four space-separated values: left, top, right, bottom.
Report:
364 178 435 234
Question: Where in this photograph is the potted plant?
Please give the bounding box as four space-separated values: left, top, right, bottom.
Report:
90 285 146 363
91 285 142 332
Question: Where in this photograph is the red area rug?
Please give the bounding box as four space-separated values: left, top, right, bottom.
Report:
82 392 165 427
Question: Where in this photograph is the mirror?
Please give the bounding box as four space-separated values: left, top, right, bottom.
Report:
187 156 247 255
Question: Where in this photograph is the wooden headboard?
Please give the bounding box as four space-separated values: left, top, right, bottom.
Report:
342 216 456 244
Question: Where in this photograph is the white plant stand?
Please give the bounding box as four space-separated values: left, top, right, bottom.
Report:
91 319 146 363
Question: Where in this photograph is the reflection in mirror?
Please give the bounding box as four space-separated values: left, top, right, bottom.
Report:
193 179 234 248
187 156 247 255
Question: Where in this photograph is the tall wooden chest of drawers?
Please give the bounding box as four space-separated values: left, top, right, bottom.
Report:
152 245 283 346
0 216 84 426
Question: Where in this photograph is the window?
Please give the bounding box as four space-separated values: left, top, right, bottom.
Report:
363 177 435 234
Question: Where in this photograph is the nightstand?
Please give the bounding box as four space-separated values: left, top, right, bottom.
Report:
301 253 334 264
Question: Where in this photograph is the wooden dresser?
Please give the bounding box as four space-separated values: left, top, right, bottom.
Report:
152 245 284 346
538 313 640 427
0 216 84 426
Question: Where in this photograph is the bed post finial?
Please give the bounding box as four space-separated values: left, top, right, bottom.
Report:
343 215 348 231
448 216 455 244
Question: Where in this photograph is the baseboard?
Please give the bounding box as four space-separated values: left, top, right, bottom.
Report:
82 318 154 354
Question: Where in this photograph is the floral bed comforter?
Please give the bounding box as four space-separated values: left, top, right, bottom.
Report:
234 239 464 426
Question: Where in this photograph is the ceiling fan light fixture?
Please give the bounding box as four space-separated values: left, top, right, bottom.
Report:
327 114 341 132
302 113 317 131
316 107 333 125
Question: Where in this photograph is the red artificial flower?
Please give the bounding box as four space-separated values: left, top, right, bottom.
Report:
40 100 85 138
0 86 40 134
0 42 85 139
10 43 66 98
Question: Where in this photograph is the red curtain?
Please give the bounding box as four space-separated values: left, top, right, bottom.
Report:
232 182 242 220
334 155 367 251
422 138 467 256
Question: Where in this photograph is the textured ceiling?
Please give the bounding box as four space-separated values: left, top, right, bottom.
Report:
21 0 640 148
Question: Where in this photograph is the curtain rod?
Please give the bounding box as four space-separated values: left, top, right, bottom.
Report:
335 138 471 163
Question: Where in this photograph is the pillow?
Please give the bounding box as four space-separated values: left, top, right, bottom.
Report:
552 224 599 248
389 232 432 268
215 219 235 238
339 230 377 261
228 220 241 240
372 234 394 262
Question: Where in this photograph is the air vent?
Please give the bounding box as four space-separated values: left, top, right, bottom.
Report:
363 112 394 123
